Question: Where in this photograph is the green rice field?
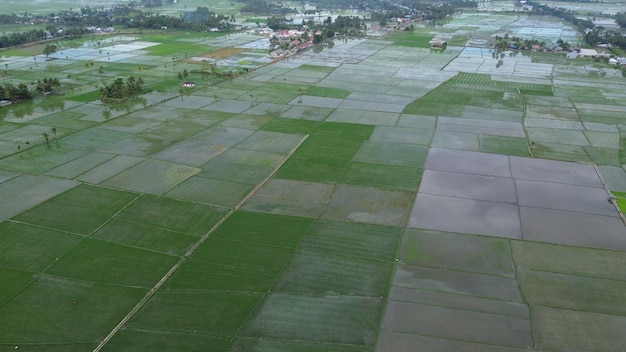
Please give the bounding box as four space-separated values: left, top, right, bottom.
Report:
1 4 626 352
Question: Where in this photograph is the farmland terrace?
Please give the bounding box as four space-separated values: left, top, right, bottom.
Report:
1 12 626 352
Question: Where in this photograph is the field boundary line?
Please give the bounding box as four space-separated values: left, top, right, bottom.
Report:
92 135 309 352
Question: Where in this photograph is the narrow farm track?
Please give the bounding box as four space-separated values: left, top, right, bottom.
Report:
92 135 309 352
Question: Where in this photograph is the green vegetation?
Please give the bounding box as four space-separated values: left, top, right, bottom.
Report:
1 6 626 351
99 76 145 101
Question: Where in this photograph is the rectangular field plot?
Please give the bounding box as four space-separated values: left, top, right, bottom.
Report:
511 241 626 281
240 294 382 346
377 332 532 352
101 159 200 195
254 179 335 206
61 127 132 150
92 219 197 256
44 152 115 179
115 195 228 237
199 148 284 185
322 185 415 227
190 238 294 274
236 131 304 154
400 229 515 277
230 338 370 352
393 265 524 302
0 267 37 305
369 126 434 145
127 291 263 337
389 286 529 319
381 302 532 348
164 176 252 208
102 328 231 352
13 184 137 236
341 162 422 190
533 306 626 352
353 141 428 167
163 260 276 292
45 238 178 287
219 113 276 129
0 144 87 175
261 118 316 134
274 156 350 184
0 175 78 220
274 251 393 296
210 211 313 248
295 133 370 160
0 275 146 344
327 109 399 126
518 269 626 316
153 141 227 167
301 220 402 261
0 222 82 272
479 135 530 156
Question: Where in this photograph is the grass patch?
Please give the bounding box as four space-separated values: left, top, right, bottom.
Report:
13 184 138 236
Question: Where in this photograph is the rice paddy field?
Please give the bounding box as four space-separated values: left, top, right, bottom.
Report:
1 8 626 352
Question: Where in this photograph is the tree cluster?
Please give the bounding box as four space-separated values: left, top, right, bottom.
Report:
35 78 61 94
0 82 31 102
0 29 47 49
99 76 144 101
238 0 296 15
616 12 626 29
